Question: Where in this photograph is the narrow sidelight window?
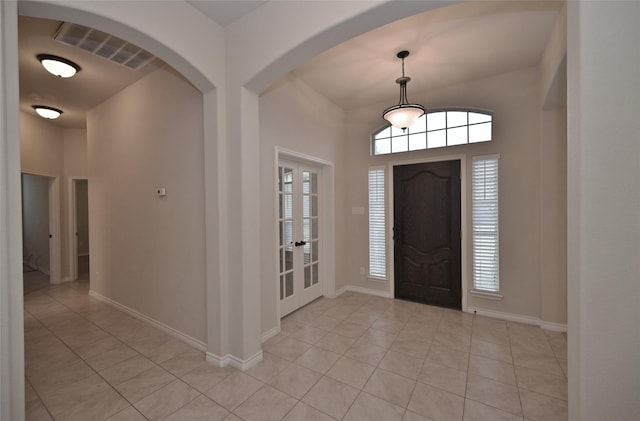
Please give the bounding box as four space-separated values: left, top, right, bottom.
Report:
472 155 500 292
368 167 386 278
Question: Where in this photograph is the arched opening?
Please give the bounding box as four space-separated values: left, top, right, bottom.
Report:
3 2 222 418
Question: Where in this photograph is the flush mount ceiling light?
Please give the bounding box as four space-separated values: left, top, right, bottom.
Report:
382 50 425 131
37 54 81 78
32 105 63 120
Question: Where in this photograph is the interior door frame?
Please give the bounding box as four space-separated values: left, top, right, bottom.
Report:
388 154 468 312
275 147 335 321
67 176 88 282
20 171 61 284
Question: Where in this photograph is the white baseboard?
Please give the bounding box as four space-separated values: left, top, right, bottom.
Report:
334 286 348 297
345 285 392 299
206 349 263 370
261 325 281 343
539 321 568 333
88 290 207 352
466 307 567 332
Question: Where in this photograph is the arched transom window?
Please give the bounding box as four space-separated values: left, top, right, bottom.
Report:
371 108 493 155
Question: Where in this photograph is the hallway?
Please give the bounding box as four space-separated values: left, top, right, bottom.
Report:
24 282 567 420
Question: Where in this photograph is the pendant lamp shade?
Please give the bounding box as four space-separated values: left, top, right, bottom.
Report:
382 51 425 130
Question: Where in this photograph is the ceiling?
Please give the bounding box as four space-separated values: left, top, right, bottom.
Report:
186 1 267 26
18 1 563 129
19 16 163 128
290 1 563 110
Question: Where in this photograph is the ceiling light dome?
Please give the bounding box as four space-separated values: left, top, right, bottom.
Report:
37 54 81 78
382 50 425 131
32 105 63 120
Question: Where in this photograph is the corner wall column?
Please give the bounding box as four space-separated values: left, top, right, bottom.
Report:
567 1 640 419
0 1 26 419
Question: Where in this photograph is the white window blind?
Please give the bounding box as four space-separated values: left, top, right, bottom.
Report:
472 156 500 292
368 167 386 278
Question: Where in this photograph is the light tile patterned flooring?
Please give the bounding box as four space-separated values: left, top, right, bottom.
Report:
24 281 568 420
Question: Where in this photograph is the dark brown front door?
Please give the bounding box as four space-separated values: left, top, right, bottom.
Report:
394 160 461 309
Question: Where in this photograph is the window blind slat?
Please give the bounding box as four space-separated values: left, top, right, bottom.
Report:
369 168 386 278
472 157 499 292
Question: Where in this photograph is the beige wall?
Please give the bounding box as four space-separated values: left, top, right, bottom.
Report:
343 66 566 323
63 129 88 176
20 112 64 175
259 77 346 336
540 107 567 326
87 66 206 343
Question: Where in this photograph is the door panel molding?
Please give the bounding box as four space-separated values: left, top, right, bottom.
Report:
388 154 468 312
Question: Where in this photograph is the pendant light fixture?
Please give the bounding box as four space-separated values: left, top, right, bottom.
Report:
32 105 63 120
382 50 425 131
37 54 81 78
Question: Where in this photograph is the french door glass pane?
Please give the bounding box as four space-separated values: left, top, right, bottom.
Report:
283 221 293 246
283 168 293 193
312 263 318 285
304 266 311 288
284 194 293 218
285 272 293 297
303 195 310 218
285 248 293 271
304 243 311 264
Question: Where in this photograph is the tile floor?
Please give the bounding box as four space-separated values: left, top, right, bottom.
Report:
24 282 567 421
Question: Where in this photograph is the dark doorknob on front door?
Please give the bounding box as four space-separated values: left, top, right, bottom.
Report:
294 241 306 247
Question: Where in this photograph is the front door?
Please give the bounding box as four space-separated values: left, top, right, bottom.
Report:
278 160 322 317
393 160 461 309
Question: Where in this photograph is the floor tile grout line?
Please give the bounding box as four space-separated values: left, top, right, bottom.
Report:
507 318 526 419
276 295 393 420
25 282 192 419
24 376 56 421
25 287 566 420
151 385 204 421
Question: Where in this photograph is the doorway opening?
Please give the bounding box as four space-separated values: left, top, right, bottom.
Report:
69 178 90 283
21 172 61 292
276 148 336 319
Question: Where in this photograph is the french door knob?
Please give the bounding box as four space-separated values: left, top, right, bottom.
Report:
294 241 307 247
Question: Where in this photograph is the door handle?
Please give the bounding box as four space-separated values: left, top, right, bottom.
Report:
294 241 307 247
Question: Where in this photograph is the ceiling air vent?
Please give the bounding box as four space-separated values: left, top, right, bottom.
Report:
53 22 155 71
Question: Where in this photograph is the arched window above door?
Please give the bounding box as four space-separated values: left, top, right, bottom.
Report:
371 108 493 155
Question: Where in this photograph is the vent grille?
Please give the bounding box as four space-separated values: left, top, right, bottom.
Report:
53 22 155 71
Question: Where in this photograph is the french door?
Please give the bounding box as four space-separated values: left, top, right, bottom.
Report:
278 160 322 317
